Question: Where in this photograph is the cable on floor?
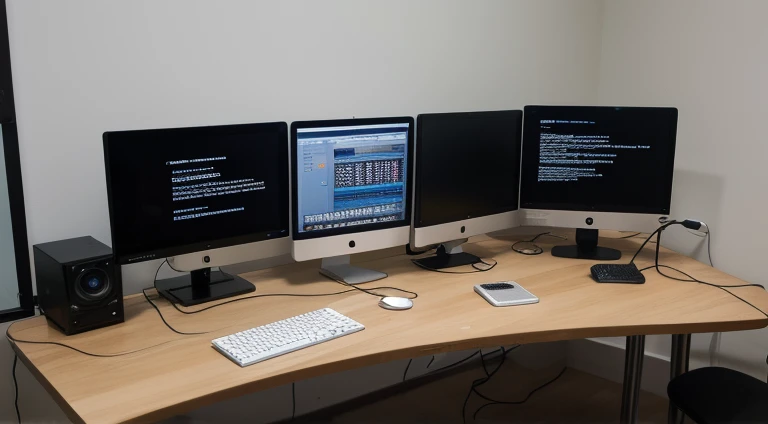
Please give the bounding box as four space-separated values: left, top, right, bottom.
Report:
12 354 20 424
402 359 413 382
472 367 568 420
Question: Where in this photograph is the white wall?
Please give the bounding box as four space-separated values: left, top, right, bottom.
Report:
2 1 604 422
597 0 768 379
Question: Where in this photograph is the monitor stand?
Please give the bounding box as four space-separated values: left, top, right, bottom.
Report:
155 267 255 307
551 229 621 260
412 239 481 270
320 255 387 285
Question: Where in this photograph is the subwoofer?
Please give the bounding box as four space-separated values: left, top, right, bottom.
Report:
33 236 123 335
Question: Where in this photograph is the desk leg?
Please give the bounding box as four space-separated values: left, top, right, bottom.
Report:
668 334 691 424
620 335 645 424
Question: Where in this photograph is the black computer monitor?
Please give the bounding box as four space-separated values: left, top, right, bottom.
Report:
103 122 290 305
411 110 522 269
520 105 678 260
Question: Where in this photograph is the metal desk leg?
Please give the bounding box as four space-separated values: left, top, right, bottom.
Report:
668 334 691 424
621 335 646 424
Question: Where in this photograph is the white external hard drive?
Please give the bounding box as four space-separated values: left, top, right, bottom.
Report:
474 282 539 307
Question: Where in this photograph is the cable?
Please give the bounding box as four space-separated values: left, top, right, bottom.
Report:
635 227 768 320
426 356 435 369
141 289 209 335
402 359 412 382
427 351 480 375
411 258 498 274
330 279 419 300
291 382 296 420
629 221 676 264
471 347 522 404
472 367 567 420
462 348 505 423
5 325 179 358
512 233 567 256
12 354 20 424
619 232 642 239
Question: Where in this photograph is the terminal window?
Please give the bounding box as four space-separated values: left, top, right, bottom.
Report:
520 107 677 213
296 124 409 233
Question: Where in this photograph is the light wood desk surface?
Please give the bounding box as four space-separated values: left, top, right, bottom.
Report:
9 232 768 423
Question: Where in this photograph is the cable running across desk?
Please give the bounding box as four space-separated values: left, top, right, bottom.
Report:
633 225 768 320
411 258 498 274
511 232 567 256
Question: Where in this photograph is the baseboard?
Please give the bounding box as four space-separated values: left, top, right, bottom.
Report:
567 339 671 398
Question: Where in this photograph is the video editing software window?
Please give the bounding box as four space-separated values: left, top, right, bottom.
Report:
295 123 409 233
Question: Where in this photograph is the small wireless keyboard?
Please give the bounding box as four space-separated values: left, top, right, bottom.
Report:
591 263 646 284
212 308 365 367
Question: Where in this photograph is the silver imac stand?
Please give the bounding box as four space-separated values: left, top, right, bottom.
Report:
320 255 387 285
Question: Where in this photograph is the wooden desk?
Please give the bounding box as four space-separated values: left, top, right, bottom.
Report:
8 233 768 424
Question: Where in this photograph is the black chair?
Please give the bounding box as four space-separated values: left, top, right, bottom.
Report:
667 367 768 423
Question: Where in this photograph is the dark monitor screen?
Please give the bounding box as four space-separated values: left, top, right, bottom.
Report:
291 117 414 240
103 122 290 264
520 106 677 214
414 110 522 228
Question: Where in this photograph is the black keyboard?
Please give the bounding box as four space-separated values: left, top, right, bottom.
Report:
591 263 646 284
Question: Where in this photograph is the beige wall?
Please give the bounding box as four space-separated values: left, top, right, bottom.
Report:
0 1 603 422
596 0 768 379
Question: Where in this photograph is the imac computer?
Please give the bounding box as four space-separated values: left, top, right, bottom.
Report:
291 117 414 284
520 105 678 260
103 122 290 306
411 110 523 269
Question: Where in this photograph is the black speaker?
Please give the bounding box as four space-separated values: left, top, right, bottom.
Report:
33 236 124 335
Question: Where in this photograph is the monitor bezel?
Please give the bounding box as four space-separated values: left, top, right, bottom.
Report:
291 116 415 241
520 105 678 215
103 121 291 265
0 123 35 323
413 110 522 229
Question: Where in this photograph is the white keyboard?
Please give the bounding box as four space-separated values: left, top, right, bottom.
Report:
212 308 365 367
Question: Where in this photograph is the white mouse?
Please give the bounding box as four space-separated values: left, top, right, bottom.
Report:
379 296 413 311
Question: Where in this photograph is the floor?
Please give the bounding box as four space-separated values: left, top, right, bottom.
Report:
307 361 668 424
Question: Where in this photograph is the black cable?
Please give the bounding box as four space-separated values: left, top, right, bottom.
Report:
141 289 208 335
512 233 567 256
619 232 642 239
411 258 498 274
629 221 676 264
405 243 439 256
636 227 768 320
402 358 413 382
291 382 296 420
472 347 522 403
462 347 506 423
707 230 714 268
426 356 435 369
331 279 419 300
472 367 567 420
5 325 178 358
427 351 480 376
644 265 768 319
12 354 20 424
